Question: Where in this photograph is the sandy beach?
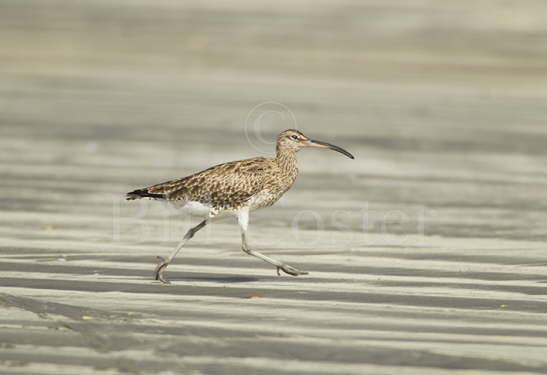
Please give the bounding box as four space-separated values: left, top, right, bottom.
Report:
1 1 547 374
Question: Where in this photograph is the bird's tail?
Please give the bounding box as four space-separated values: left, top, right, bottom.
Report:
126 188 166 200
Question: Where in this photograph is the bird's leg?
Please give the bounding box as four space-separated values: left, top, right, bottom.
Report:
241 233 308 276
154 219 207 284
237 210 308 277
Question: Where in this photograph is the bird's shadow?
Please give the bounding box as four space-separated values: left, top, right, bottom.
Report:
154 274 260 283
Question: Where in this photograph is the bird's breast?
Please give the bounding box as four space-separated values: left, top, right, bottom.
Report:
247 190 283 210
248 174 297 210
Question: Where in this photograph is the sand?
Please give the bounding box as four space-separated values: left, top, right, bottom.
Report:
1 1 547 374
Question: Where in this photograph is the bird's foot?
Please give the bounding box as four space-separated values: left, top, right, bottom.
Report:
276 264 308 277
154 256 171 284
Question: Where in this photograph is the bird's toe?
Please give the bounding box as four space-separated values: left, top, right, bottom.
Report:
278 264 308 277
154 256 171 284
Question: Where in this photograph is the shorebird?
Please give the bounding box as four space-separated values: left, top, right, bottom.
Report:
126 129 354 283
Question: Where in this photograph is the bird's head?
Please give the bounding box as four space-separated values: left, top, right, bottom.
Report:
277 129 354 159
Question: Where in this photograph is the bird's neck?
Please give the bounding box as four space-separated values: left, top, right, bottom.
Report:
275 148 298 175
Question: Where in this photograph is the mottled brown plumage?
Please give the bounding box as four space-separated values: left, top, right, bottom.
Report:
127 130 302 212
126 129 354 283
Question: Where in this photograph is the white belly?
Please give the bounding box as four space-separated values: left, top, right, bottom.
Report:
164 200 237 220
162 200 212 217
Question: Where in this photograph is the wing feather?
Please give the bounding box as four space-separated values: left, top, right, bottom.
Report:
145 157 277 209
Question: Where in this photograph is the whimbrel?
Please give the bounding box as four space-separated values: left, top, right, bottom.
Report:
126 129 354 283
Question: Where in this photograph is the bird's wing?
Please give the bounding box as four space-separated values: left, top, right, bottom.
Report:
142 157 277 209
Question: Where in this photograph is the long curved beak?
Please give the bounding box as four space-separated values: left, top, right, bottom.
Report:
304 139 354 159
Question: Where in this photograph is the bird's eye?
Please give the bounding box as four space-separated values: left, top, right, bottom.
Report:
291 135 299 140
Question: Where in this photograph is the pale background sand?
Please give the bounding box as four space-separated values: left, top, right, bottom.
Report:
1 1 547 374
